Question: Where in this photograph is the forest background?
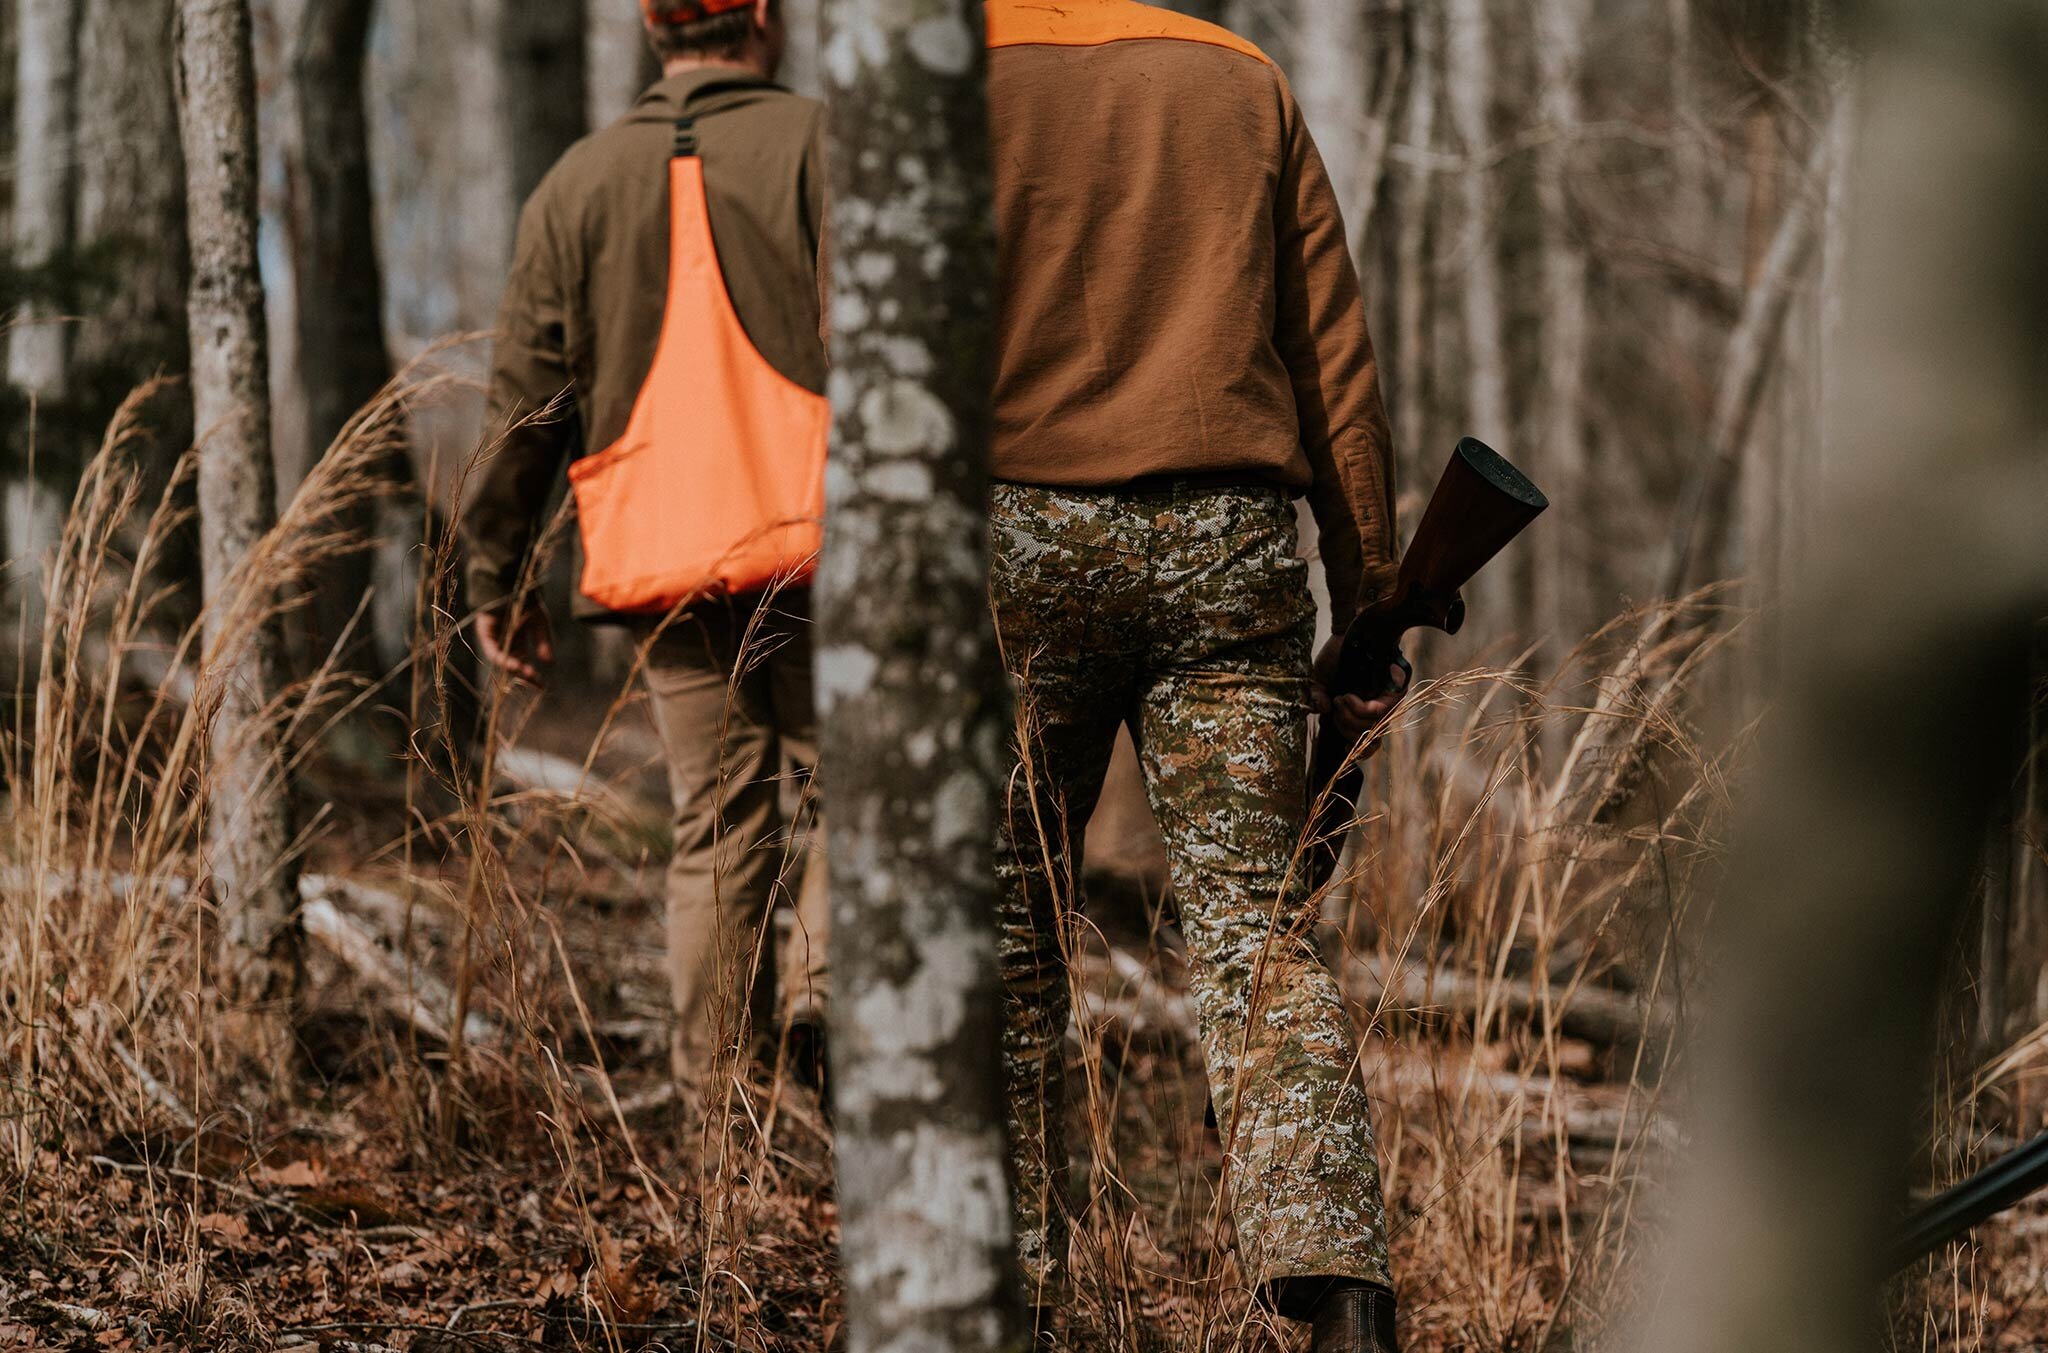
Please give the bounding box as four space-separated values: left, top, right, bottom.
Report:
0 0 2043 1349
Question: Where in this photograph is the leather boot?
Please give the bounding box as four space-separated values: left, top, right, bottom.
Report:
1309 1281 1399 1353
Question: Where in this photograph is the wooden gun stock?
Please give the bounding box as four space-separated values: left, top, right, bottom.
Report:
1307 439 1549 888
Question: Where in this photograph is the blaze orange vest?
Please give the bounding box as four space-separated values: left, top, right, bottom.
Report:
568 119 830 614
983 0 1272 64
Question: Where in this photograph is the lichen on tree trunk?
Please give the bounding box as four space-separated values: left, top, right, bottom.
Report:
176 0 302 1008
816 1 1024 1349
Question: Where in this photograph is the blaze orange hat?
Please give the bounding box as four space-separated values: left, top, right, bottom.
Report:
643 0 754 21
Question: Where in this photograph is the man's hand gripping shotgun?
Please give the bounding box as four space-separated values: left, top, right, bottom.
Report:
1308 438 1550 890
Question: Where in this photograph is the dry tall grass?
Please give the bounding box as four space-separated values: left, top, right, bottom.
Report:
0 389 2032 1350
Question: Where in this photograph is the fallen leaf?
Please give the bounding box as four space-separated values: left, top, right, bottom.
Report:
589 1231 658 1328
195 1212 249 1243
251 1160 324 1189
378 1260 425 1291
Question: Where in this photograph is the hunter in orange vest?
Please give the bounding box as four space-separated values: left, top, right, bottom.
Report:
462 0 830 1114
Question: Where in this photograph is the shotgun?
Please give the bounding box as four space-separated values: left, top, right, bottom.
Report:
1308 438 1549 889
1888 1129 2048 1269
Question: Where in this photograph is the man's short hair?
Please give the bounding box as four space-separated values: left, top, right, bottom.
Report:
645 1 768 64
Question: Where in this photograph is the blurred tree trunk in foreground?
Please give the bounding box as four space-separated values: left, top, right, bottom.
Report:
817 1 1021 1350
293 0 401 679
1619 2 2048 1350
176 0 302 1007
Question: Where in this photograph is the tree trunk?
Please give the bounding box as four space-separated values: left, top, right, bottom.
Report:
1392 4 1438 475
781 0 822 97
176 0 302 1005
1443 0 1510 449
1617 3 2047 1347
75 0 194 608
1733 106 1785 609
1532 0 1590 659
293 0 403 676
1657 154 1821 604
9 0 80 399
817 2 1022 1349
502 0 587 206
1442 0 1517 633
586 2 656 126
1293 0 1366 223
74 0 189 419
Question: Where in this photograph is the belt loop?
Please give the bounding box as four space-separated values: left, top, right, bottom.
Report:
673 115 699 159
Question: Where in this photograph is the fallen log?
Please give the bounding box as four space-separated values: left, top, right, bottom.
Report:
298 885 500 1050
1371 1056 1680 1154
0 866 501 1050
1352 957 1675 1050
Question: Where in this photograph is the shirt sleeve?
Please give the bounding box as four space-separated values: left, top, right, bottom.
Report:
1271 77 1399 630
462 186 579 614
805 105 832 354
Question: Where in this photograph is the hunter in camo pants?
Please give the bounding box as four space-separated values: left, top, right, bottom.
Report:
990 479 1393 1318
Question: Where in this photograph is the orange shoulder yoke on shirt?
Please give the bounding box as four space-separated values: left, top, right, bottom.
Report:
984 0 1275 67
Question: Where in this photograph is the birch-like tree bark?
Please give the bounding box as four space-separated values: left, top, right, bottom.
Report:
8 0 80 399
1533 0 1590 653
176 0 302 1005
816 2 1022 1349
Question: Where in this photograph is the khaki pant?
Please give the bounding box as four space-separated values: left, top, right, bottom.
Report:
638 595 828 1098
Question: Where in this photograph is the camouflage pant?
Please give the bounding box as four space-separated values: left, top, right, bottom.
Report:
990 480 1393 1313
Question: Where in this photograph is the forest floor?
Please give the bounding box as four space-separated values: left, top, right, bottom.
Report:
5 663 2045 1351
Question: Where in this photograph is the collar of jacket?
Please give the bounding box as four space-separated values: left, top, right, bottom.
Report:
629 68 786 123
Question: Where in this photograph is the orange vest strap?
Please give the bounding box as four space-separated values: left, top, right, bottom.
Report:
984 0 1273 67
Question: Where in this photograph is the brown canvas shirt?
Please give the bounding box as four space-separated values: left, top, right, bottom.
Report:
464 69 827 615
988 25 1398 625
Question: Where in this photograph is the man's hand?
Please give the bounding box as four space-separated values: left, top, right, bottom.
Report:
475 603 556 686
1312 634 1412 745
